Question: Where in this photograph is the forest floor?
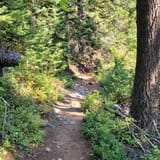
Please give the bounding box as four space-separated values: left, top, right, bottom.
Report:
22 74 103 160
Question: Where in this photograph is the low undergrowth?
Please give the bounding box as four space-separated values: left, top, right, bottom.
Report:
82 103 131 160
82 58 160 160
0 69 66 158
82 95 160 160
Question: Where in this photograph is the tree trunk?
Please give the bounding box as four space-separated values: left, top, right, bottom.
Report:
130 0 160 130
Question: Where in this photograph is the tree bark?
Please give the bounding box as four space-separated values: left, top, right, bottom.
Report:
130 0 160 130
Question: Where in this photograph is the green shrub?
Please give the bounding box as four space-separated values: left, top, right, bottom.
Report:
81 91 103 113
82 95 160 160
82 110 127 160
10 71 64 113
142 146 160 160
0 77 46 149
4 105 46 148
97 58 133 103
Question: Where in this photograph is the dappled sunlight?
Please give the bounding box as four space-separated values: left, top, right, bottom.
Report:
55 106 83 120
0 148 15 160
0 0 140 159
11 75 64 113
53 78 103 123
54 99 84 120
53 85 87 120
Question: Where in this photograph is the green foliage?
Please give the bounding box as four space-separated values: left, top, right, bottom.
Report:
93 0 136 104
25 3 69 76
82 91 139 160
82 93 160 160
113 117 136 146
81 1 136 158
92 0 136 56
81 91 103 113
0 0 71 152
0 1 31 50
0 0 137 158
144 146 160 160
0 77 46 149
4 106 45 148
97 58 133 103
11 69 64 113
82 109 127 160
56 0 73 12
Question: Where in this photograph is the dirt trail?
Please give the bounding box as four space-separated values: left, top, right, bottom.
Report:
24 77 102 160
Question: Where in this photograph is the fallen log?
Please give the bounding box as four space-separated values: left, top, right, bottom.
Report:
0 49 21 76
0 49 21 67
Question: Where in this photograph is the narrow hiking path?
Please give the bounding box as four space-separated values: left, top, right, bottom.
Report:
23 76 103 160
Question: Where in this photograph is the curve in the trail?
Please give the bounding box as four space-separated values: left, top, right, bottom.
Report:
22 78 102 160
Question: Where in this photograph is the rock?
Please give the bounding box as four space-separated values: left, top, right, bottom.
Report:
54 108 61 113
51 157 62 160
63 119 76 125
70 120 76 125
45 147 52 152
47 122 56 128
74 86 86 95
55 115 63 121
64 120 70 125
57 145 60 148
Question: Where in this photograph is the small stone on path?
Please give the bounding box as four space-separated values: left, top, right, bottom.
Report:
57 145 60 149
55 114 63 121
47 122 56 128
45 147 52 152
54 108 61 113
70 120 76 125
63 119 76 125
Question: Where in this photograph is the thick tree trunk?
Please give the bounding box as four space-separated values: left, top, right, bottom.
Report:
130 0 160 130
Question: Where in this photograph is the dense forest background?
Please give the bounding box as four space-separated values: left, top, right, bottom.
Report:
1 0 159 160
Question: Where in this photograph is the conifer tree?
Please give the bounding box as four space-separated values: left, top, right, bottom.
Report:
131 0 160 131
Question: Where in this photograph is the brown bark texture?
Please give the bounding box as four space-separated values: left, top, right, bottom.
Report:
130 0 160 130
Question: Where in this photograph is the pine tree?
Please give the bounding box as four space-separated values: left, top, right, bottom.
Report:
131 0 160 131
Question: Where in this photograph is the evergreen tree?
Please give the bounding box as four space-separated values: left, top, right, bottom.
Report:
131 0 160 131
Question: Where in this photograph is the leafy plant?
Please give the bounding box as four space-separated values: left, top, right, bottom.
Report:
0 77 46 150
142 146 160 160
97 58 133 103
82 109 129 160
81 91 103 113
